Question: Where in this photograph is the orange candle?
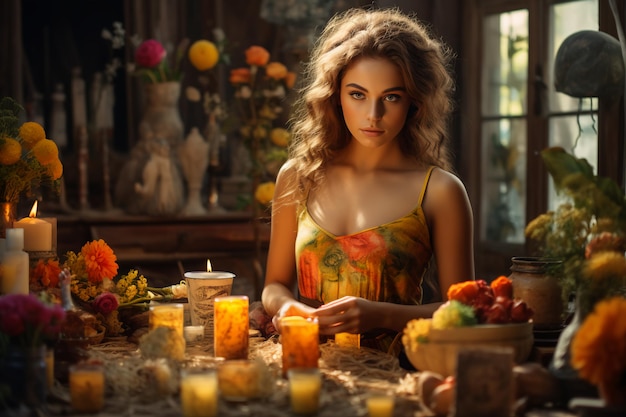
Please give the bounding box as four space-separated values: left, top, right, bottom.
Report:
213 295 249 359
280 317 319 376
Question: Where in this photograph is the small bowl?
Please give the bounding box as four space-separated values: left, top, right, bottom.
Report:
404 322 533 376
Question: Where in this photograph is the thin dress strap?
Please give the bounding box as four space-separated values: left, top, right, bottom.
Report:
417 166 436 207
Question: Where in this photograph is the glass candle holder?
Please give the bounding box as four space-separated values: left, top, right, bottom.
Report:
335 332 360 348
180 368 218 417
288 368 322 415
280 316 319 376
69 363 105 413
366 394 395 417
213 295 249 359
217 359 261 401
149 303 185 339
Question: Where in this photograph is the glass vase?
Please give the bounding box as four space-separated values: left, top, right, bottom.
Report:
0 345 48 411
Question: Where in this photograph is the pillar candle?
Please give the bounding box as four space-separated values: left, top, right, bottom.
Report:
217 359 261 401
13 217 52 252
288 368 322 415
280 316 319 376
180 369 218 417
335 332 360 348
69 363 105 413
213 295 249 359
366 395 395 417
41 217 57 252
149 303 185 339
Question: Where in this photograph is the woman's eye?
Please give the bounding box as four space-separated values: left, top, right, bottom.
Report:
385 94 401 102
349 91 365 99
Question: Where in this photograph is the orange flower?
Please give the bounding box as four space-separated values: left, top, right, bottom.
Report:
31 259 62 287
571 297 626 387
245 45 270 66
446 280 479 304
229 68 252 84
490 276 513 299
265 62 288 80
81 239 119 283
285 71 297 89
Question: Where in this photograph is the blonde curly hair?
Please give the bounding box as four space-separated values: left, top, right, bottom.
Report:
285 7 456 204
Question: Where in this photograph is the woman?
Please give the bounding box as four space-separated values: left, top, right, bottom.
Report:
261 7 475 357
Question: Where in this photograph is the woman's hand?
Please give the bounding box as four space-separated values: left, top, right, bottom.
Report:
313 296 379 336
272 300 317 333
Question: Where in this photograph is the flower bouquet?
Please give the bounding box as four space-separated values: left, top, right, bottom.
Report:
130 38 189 84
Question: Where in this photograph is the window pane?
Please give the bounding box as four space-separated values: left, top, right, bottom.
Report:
480 119 527 244
482 10 529 117
548 0 599 113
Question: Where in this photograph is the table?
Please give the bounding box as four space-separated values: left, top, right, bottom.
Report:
38 334 579 417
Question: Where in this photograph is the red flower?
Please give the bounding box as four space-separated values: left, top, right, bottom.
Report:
135 39 166 68
0 294 65 346
92 292 119 315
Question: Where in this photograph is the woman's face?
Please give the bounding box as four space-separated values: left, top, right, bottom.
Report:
339 56 411 149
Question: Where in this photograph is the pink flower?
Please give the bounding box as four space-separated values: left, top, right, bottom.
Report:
135 39 166 68
0 294 66 347
92 292 119 315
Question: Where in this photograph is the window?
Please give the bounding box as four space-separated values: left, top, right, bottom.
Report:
463 0 621 277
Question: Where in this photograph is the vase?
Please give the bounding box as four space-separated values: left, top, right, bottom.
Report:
1 201 17 238
0 345 48 411
508 256 564 329
137 81 184 148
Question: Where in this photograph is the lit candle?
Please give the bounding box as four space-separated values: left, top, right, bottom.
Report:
217 359 261 401
41 217 57 252
366 395 395 417
184 260 235 328
69 363 105 413
13 201 52 252
335 332 360 348
149 303 185 339
280 316 319 376
288 368 322 415
213 295 249 359
180 368 218 417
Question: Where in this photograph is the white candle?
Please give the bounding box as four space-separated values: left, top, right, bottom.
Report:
13 202 52 252
180 369 218 417
41 217 57 252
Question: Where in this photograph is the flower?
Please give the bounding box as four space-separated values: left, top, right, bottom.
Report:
0 294 65 350
60 239 187 337
525 147 626 308
129 36 189 84
227 45 296 209
0 97 63 203
31 259 62 288
188 40 219 71
571 297 626 392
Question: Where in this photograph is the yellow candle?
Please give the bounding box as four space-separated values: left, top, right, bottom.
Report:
217 359 261 401
366 395 395 417
280 316 319 376
13 217 52 252
149 303 185 339
214 295 249 360
69 363 105 413
46 348 54 389
288 368 322 415
335 332 360 348
180 369 218 417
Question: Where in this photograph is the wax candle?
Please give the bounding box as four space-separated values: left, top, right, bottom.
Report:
280 316 319 376
149 303 185 339
217 359 261 401
69 363 105 413
288 368 322 415
46 348 55 389
13 202 52 252
41 217 57 252
184 269 235 328
213 295 249 359
184 325 205 343
366 395 395 417
180 368 218 417
335 332 360 348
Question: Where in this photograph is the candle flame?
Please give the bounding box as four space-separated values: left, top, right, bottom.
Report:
29 201 38 218
207 259 213 272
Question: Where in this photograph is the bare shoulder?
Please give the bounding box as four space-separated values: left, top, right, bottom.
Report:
423 168 471 213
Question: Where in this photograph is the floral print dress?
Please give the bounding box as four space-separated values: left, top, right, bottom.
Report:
295 167 436 353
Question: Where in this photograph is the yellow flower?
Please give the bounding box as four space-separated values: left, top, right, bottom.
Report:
255 181 275 205
46 158 63 180
188 40 219 71
31 139 59 165
270 128 291 147
584 251 626 282
402 318 432 352
572 297 626 387
0 137 22 165
18 121 45 149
